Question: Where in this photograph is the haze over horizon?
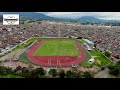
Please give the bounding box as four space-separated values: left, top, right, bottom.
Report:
38 12 120 20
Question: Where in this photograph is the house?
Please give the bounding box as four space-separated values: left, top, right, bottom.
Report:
83 39 94 50
0 41 2 46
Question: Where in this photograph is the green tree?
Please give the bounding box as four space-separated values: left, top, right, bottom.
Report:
16 65 22 71
14 65 22 73
58 69 65 78
108 65 114 70
82 72 93 78
48 69 57 77
0 66 7 75
31 67 46 77
73 71 81 78
6 67 13 74
22 67 30 74
108 65 120 76
116 61 120 65
109 67 119 76
104 50 111 58
66 70 73 78
101 67 105 70
66 70 81 78
0 66 13 75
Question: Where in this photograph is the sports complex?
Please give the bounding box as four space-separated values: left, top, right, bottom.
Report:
18 37 111 68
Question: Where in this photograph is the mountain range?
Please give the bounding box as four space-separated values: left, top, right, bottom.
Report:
0 12 120 23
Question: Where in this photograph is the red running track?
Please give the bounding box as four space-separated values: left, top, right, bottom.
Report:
26 40 86 67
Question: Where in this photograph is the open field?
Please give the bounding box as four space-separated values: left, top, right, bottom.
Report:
89 50 111 66
34 40 80 56
13 37 41 51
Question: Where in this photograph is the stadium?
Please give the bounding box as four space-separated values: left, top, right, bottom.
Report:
17 37 111 69
1 12 119 78
26 38 86 67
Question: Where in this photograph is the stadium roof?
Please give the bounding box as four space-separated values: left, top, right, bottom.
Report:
83 39 94 45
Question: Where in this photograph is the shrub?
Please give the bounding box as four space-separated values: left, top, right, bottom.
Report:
104 50 111 58
58 69 65 78
108 64 120 76
48 69 57 77
31 67 46 77
109 67 120 76
101 67 105 70
82 72 93 78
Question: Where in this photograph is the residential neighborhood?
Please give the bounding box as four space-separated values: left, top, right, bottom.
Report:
0 20 119 59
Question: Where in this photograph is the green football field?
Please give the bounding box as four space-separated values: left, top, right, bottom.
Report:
33 40 80 56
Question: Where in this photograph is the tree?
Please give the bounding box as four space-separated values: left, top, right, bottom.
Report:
31 67 46 77
108 65 120 76
73 71 81 78
58 69 65 78
69 36 72 38
28 64 34 70
104 50 111 58
66 70 81 78
14 65 22 73
101 67 105 70
109 67 120 76
108 65 114 70
116 61 120 65
16 65 22 71
48 69 57 77
82 72 93 78
6 67 13 74
0 66 8 75
0 66 13 75
66 70 73 78
22 67 30 74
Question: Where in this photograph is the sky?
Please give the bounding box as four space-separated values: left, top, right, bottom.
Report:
38 12 120 20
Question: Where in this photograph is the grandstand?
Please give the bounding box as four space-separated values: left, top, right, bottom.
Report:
83 39 94 50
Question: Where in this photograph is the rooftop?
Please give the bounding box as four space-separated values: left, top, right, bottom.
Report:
83 39 94 45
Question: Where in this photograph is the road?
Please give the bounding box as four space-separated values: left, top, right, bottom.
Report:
94 68 109 78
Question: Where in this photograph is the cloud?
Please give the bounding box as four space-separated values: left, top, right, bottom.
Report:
38 12 120 20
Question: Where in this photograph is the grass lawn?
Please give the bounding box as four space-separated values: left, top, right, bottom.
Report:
93 55 111 66
89 50 111 66
13 38 41 51
77 39 84 44
34 40 80 56
89 50 102 56
0 74 24 78
19 52 31 64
